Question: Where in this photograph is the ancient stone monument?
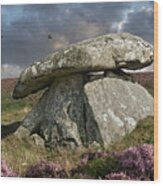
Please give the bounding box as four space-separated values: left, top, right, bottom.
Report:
13 33 154 149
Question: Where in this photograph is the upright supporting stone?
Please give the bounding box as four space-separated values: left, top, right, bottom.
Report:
84 78 154 148
21 74 87 149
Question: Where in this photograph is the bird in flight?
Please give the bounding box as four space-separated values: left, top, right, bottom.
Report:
48 33 52 40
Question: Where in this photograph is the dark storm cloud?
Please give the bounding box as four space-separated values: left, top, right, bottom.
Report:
1 1 154 77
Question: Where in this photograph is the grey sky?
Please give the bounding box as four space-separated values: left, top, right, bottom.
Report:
1 1 154 78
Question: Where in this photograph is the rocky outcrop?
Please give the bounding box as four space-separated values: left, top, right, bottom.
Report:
13 33 154 149
13 33 153 99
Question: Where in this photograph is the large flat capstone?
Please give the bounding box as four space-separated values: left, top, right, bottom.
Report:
13 33 153 99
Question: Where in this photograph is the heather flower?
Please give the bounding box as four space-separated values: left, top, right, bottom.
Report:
139 144 154 180
78 144 154 180
79 150 109 166
1 160 17 177
113 144 154 180
25 161 67 178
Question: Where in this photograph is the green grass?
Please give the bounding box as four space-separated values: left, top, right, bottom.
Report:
1 91 44 123
2 97 31 112
80 156 118 178
1 135 87 176
1 135 47 175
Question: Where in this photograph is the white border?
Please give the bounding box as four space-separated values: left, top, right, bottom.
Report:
1 0 163 186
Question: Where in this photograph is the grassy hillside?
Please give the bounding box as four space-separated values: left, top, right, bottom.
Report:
1 78 44 123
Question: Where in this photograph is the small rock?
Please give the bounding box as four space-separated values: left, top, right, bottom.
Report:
30 134 45 147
